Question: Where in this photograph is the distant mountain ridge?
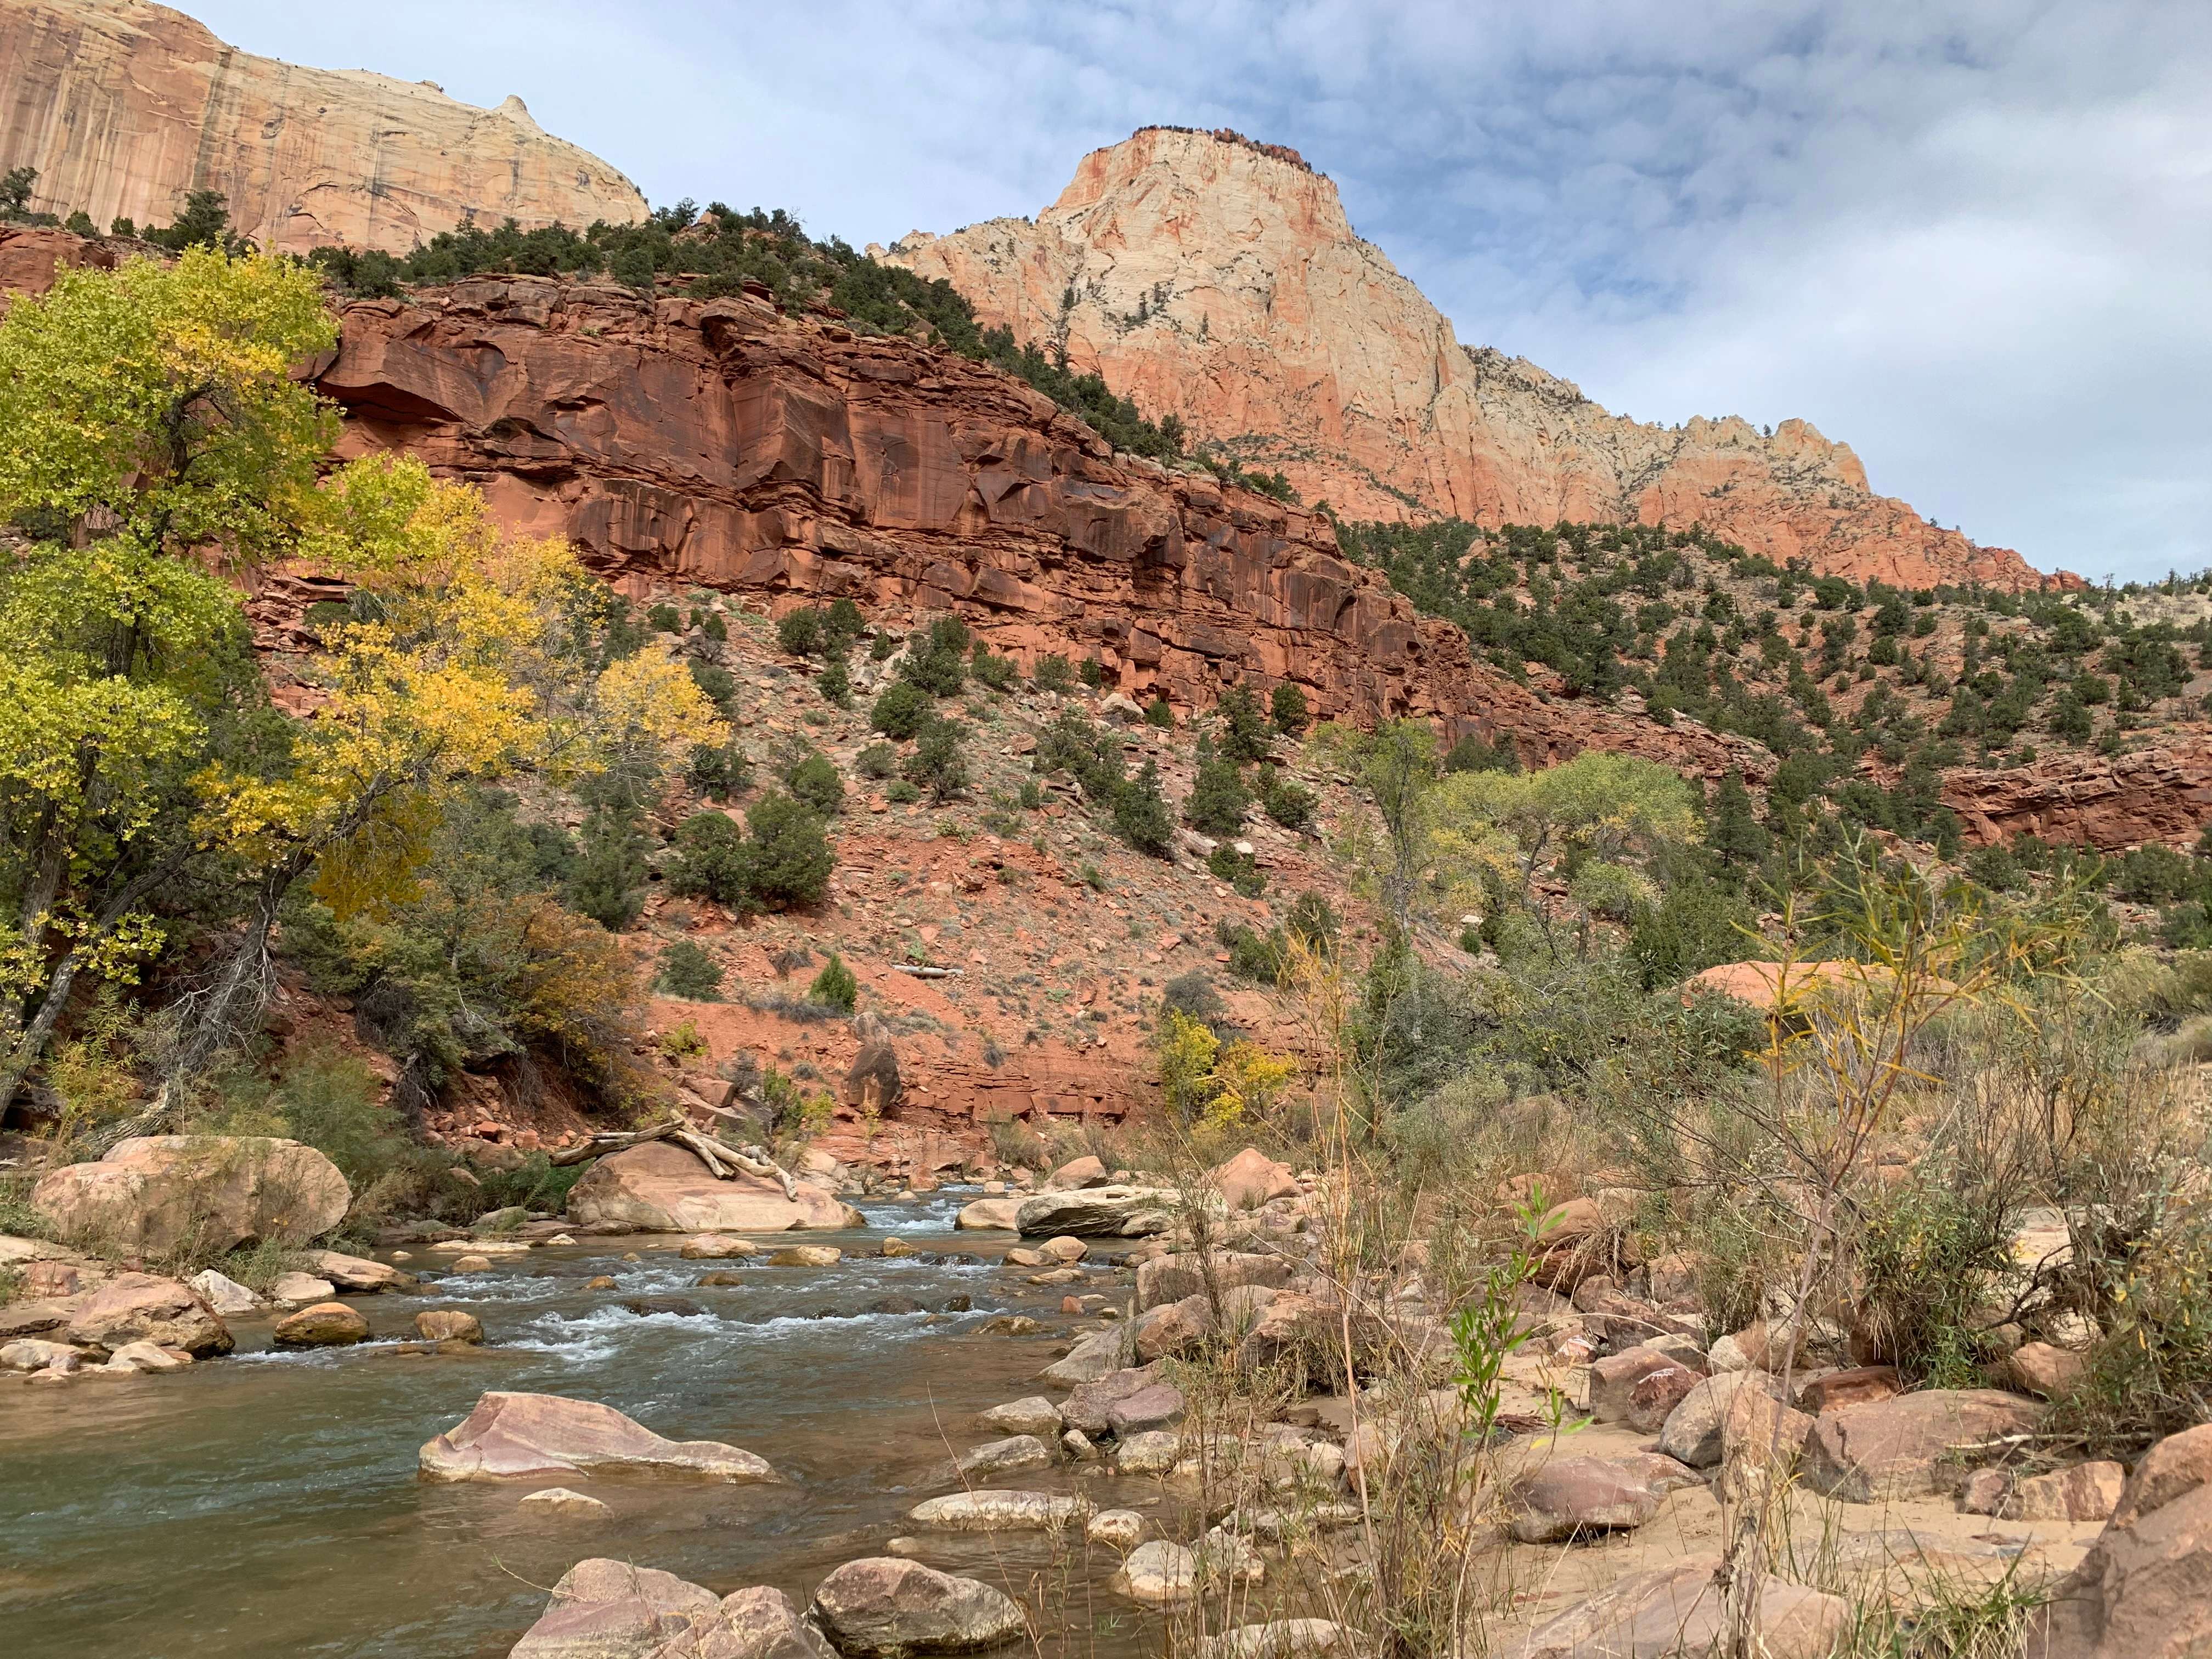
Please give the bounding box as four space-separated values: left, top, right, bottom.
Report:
0 0 646 253
886 126 2069 592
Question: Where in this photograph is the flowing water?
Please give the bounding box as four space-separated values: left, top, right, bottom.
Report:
0 1192 1172 1658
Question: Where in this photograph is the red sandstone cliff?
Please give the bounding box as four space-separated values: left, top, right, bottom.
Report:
886 127 2069 594
310 269 1770 785
0 0 646 253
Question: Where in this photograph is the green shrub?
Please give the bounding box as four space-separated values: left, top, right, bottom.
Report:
1018 779 1043 810
1079 861 1105 890
823 597 867 650
666 810 749 905
1033 707 1124 802
856 741 899 780
656 938 724 999
688 658 738 715
1216 685 1273 763
568 804 646 929
1144 697 1175 729
686 741 752 802
1114 761 1175 857
870 629 898 662
1256 765 1316 831
871 681 932 740
783 751 846 816
777 608 825 656
817 655 851 707
1079 656 1105 689
1209 843 1266 897
885 780 921 804
1271 682 1311 736
899 614 971 696
971 641 1019 692
1443 731 1520 774
272 1045 405 1193
809 952 859 1012
1185 741 1251 835
738 792 836 907
1032 653 1077 694
903 717 972 802
647 602 682 633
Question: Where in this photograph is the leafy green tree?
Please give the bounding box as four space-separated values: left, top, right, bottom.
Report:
903 717 972 802
1256 765 1317 831
899 614 970 696
567 803 650 929
1184 740 1251 835
783 751 846 816
665 811 749 906
1144 696 1176 729
0 165 36 217
737 793 836 907
870 680 931 739
817 654 851 707
1114 761 1175 857
1216 685 1273 763
1032 653 1077 694
776 608 823 656
1706 770 1769 867
1270 682 1311 737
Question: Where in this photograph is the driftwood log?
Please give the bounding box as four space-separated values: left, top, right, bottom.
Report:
549 1121 798 1200
891 964 961 979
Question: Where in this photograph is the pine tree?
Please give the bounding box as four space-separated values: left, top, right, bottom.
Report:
1706 770 1769 867
1113 761 1175 856
1183 739 1250 836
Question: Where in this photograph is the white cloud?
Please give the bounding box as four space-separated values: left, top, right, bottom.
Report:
180 0 2212 578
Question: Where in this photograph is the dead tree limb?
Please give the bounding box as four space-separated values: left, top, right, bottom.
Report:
549 1121 797 1199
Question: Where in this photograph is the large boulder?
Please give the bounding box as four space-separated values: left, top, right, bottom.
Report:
1657 1372 1775 1469
1135 1251 1293 1312
2029 1424 2212 1658
1499 1555 1848 1659
273 1301 369 1347
32 1136 348 1255
566 1142 861 1233
510 1560 836 1659
187 1268 262 1317
1509 1456 1665 1543
420 1390 778 1483
810 1558 1024 1657
1062 1365 1160 1436
307 1249 409 1291
1208 1148 1300 1211
65 1272 232 1358
1013 1186 1175 1238
1800 1389 2044 1503
1044 1154 1110 1190
953 1198 1025 1231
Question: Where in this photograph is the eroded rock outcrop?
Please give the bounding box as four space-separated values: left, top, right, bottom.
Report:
887 127 2063 593
0 0 646 253
309 271 1768 778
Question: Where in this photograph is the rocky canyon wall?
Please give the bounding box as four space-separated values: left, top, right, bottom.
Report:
0 0 646 253
308 267 1770 784
887 127 2067 594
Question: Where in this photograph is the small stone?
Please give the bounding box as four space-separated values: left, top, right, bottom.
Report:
1116 1430 1182 1476
1797 1366 1904 1414
2007 1459 2125 1522
810 1558 1024 1658
977 1396 1062 1436
953 1435 1053 1478
879 1238 912 1257
414 1309 483 1344
187 1268 261 1317
273 1302 370 1347
770 1246 842 1267
1959 1468 2013 1515
1114 1541 1196 1604
1510 1456 1664 1543
450 1255 494 1273
1041 1235 1088 1262
584 1274 617 1290
1062 1428 1099 1462
680 1234 759 1260
1 1338 83 1372
975 1314 1040 1335
106 1339 189 1373
269 1271 337 1308
697 1271 749 1286
518 1486 608 1516
907 1489 1090 1531
1088 1508 1144 1548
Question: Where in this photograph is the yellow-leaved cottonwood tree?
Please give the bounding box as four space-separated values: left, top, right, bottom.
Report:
0 249 724 1118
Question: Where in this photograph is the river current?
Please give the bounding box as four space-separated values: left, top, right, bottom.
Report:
0 1191 1169 1657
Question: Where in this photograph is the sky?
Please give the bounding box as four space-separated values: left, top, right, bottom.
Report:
183 1 2212 584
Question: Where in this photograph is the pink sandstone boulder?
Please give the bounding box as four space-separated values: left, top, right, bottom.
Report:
1209 1147 1300 1211
419 1390 778 1483
33 1135 348 1255
565 1142 861 1233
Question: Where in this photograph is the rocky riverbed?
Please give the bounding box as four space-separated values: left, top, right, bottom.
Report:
0 1189 1195 1658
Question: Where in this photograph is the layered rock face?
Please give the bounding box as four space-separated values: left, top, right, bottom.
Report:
887 127 2061 592
0 0 646 253
1942 732 2212 849
313 272 1769 780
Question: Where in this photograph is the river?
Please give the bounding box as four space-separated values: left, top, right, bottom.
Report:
0 1191 1171 1658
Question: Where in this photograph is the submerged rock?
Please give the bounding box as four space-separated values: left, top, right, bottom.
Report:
518 1486 608 1517
420 1390 778 1483
809 1558 1023 1657
907 1489 1090 1531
